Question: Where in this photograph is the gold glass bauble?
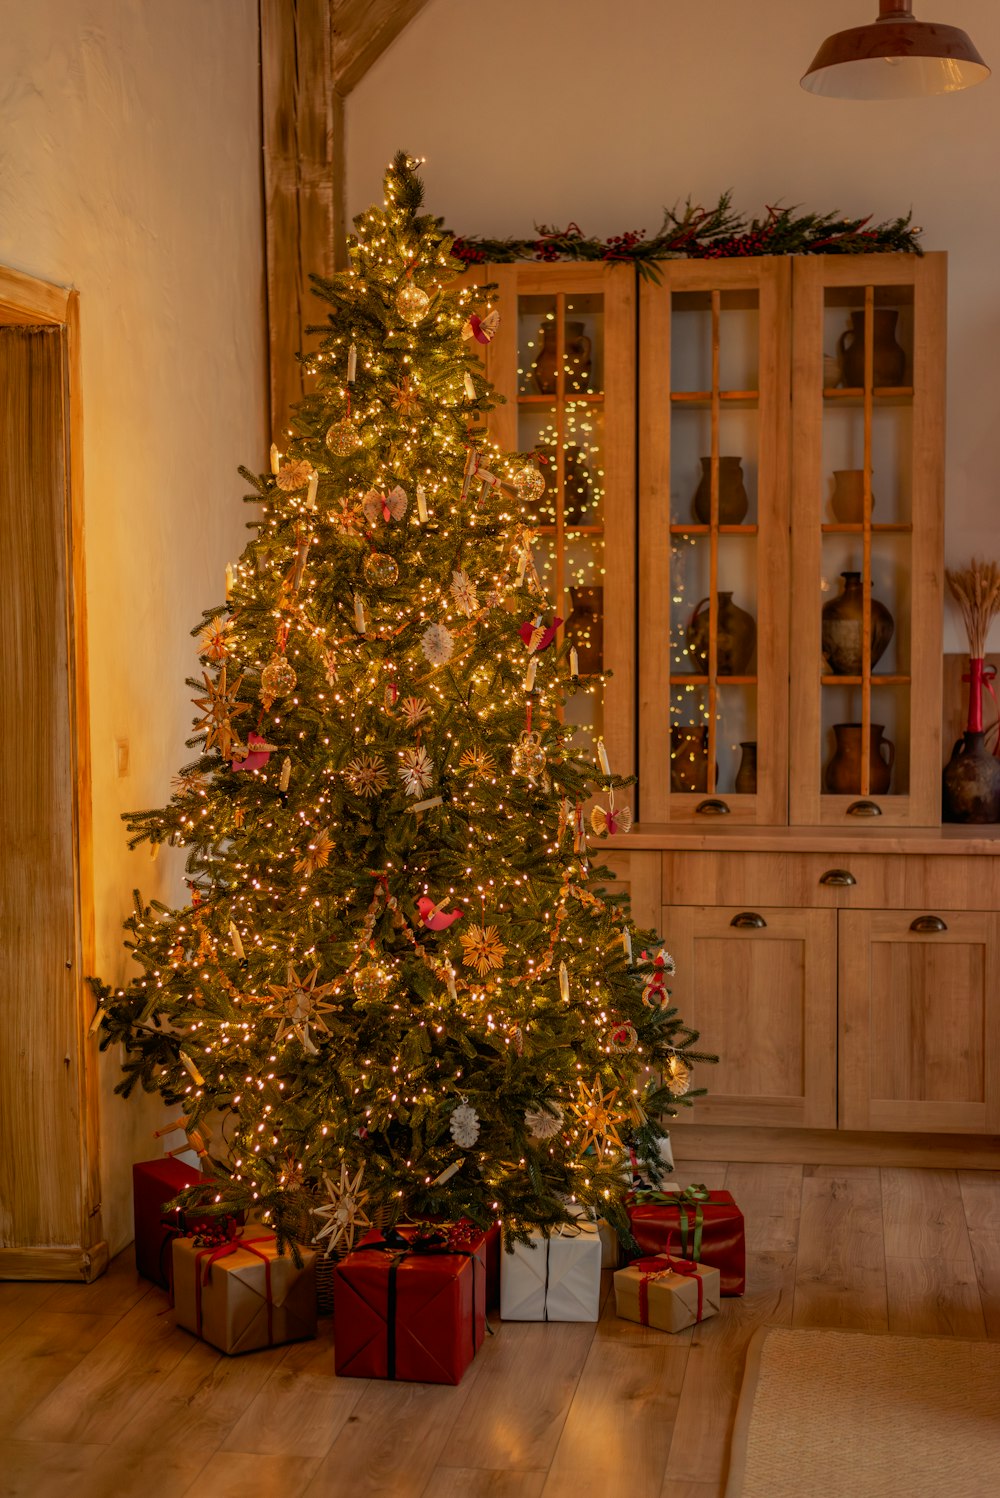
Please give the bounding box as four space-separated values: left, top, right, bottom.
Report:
395 281 431 326
512 729 547 784
351 962 393 1003
260 652 297 700
513 465 546 504
325 419 362 457
363 551 399 587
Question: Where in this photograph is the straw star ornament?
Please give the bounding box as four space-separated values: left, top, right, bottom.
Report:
311 1163 372 1255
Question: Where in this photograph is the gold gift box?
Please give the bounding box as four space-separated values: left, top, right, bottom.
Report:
173 1231 318 1355
614 1255 721 1333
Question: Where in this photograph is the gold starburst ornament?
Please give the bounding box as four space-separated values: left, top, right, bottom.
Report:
572 1078 625 1161
311 1163 371 1255
345 753 390 799
460 923 507 977
191 666 249 761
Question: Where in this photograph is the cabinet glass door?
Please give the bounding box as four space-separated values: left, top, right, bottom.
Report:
639 260 790 824
790 255 945 826
485 264 636 779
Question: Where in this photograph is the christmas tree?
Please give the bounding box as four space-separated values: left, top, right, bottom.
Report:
92 153 711 1251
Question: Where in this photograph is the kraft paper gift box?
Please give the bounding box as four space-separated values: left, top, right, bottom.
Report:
333 1224 488 1384
500 1220 603 1321
627 1185 746 1296
172 1229 317 1354
614 1253 720 1333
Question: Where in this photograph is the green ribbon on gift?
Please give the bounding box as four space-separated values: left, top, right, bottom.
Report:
635 1183 711 1206
677 1204 704 1262
631 1184 711 1262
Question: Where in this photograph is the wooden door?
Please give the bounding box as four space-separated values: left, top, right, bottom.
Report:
840 909 1000 1133
638 258 791 825
666 904 837 1128
0 269 102 1280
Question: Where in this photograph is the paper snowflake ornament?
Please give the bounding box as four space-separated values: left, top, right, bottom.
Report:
591 803 633 837
276 459 313 492
294 828 333 876
572 1078 625 1162
665 1054 693 1097
311 1163 371 1255
345 753 390 799
362 485 407 526
191 666 249 761
421 622 454 666
460 923 507 977
450 1100 481 1149
450 569 479 617
398 746 434 796
524 1102 564 1141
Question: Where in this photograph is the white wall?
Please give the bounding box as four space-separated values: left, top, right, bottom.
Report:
347 0 1000 649
0 0 267 1253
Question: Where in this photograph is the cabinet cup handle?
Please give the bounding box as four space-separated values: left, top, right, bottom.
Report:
846 799 882 817
910 914 948 933
695 798 731 815
730 911 767 929
820 869 857 886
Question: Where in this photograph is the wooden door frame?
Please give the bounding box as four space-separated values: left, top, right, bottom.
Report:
0 264 104 1280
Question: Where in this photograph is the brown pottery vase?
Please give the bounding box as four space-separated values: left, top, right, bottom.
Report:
533 321 592 395
825 723 894 796
734 741 758 794
670 726 714 794
942 732 1000 824
692 456 749 525
821 571 894 676
831 470 875 524
837 309 906 389
686 593 756 676
566 586 604 675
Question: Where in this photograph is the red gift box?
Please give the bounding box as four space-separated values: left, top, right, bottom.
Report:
133 1158 211 1289
334 1223 488 1384
627 1186 745 1296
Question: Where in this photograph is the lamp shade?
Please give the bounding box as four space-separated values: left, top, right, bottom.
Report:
801 0 989 98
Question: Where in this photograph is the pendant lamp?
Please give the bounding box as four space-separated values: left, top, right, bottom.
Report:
801 0 989 98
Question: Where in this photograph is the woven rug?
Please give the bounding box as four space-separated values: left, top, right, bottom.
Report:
726 1326 1000 1498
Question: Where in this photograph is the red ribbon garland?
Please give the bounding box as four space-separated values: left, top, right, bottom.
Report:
193 1230 277 1346
632 1254 704 1326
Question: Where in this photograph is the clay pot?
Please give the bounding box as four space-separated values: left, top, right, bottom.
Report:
566 586 603 675
821 571 894 676
825 723 895 796
534 321 592 395
831 470 875 524
942 732 1000 824
734 741 758 794
686 593 756 676
692 456 749 525
670 726 713 793
837 309 906 389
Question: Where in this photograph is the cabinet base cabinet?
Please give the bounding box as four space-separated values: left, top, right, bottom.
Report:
839 910 1000 1134
667 905 838 1130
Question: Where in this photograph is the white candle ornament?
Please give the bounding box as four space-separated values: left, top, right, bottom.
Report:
416 484 428 522
354 594 367 634
279 757 291 793
179 1050 205 1087
270 443 280 475
463 370 476 400
228 921 245 962
306 471 319 511
225 563 235 599
598 739 611 778
570 647 579 679
524 657 538 691
347 343 357 383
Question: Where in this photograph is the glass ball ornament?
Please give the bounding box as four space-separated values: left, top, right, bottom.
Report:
351 962 393 1004
260 652 297 701
395 280 431 326
513 465 546 505
325 419 362 457
363 551 399 587
512 729 547 785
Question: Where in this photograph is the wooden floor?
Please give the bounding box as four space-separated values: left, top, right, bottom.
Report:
3 1161 1000 1498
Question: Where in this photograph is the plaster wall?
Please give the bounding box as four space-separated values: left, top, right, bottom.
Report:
347 0 1000 650
0 0 266 1253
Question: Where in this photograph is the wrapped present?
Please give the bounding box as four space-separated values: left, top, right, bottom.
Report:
627 1185 745 1296
614 1253 721 1333
173 1225 317 1354
482 1220 502 1313
500 1220 602 1322
597 1217 620 1269
132 1158 212 1289
624 1135 675 1190
334 1223 488 1385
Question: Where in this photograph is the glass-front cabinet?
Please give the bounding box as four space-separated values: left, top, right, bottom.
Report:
638 259 791 824
790 254 945 826
485 264 636 780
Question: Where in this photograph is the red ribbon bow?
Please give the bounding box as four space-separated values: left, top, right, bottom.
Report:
632 1253 705 1325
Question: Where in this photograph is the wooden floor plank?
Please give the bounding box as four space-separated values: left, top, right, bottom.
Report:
0 1438 110 1498
0 1310 121 1437
0 1282 57 1347
41 1246 150 1319
885 1254 987 1339
439 1319 596 1473
792 1166 888 1332
80 1444 212 1498
660 1485 720 1498
182 1450 321 1497
724 1163 802 1253
541 1299 688 1498
881 1167 975 1263
959 1170 1000 1337
221 1326 362 1457
662 1248 795 1491
424 1470 547 1498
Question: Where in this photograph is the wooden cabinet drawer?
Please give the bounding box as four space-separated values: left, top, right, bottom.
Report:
662 851 904 909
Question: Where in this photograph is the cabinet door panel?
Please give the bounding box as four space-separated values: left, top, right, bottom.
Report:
666 905 837 1128
840 910 1000 1133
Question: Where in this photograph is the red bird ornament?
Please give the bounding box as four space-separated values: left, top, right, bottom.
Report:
417 896 464 931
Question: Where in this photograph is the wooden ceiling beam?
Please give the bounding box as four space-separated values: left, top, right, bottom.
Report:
332 0 432 96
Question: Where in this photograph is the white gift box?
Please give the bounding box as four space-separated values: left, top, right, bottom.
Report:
624 1134 674 1189
500 1221 603 1322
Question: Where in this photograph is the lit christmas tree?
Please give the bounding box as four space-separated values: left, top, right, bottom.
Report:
92 154 711 1250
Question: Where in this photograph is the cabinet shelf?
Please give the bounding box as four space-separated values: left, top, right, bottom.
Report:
670 674 758 686
821 523 912 534
530 524 604 537
670 390 759 407
820 674 911 687
517 392 604 406
670 524 759 537
823 386 913 405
